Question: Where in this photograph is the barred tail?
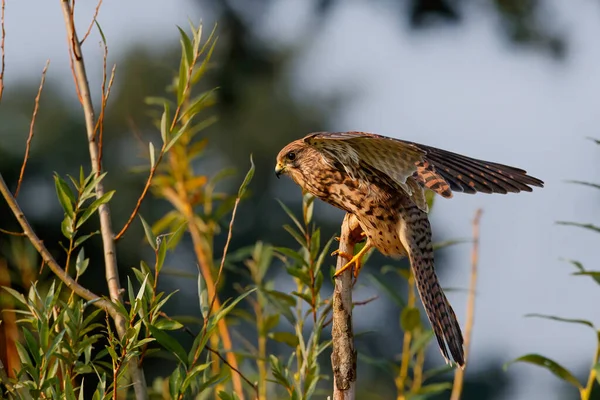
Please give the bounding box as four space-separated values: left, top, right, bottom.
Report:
399 205 465 367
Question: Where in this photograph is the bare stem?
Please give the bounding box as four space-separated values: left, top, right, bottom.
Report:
15 60 50 198
450 208 483 400
58 1 147 398
331 213 361 400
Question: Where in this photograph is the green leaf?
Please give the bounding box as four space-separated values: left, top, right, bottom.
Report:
416 382 453 395
400 307 421 332
76 191 115 229
198 271 209 319
140 215 156 250
177 26 194 70
74 230 99 248
156 236 168 274
61 216 74 239
237 155 255 198
432 238 470 251
276 199 304 234
154 318 183 331
593 362 600 386
79 172 107 205
149 325 188 366
525 314 595 330
75 248 89 277
2 286 27 305
556 221 600 234
164 118 193 152
211 288 257 325
160 101 171 143
565 180 600 190
268 331 299 348
149 142 156 167
561 258 600 285
54 174 75 217
505 354 582 389
410 329 434 357
181 89 218 122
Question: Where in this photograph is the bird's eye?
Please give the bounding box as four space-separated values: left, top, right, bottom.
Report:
286 151 296 161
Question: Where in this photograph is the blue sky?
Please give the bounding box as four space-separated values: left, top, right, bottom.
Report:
7 0 600 398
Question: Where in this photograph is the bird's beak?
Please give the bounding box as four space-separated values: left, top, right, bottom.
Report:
275 163 285 179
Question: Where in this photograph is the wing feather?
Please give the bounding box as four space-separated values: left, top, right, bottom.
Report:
303 131 544 199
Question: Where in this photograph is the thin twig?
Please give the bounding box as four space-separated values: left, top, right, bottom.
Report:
450 208 482 400
79 0 102 45
0 173 116 313
331 213 361 400
114 146 165 241
59 1 147 398
207 198 240 322
0 227 26 236
15 60 50 198
0 0 5 104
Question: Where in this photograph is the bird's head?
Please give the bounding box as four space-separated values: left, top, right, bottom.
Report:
275 139 311 184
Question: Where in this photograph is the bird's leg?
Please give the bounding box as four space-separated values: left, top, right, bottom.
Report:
333 241 373 278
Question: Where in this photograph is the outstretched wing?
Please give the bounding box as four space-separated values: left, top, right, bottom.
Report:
304 131 544 199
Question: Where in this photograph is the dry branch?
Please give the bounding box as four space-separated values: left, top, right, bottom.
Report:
450 208 482 400
15 60 50 198
331 213 362 400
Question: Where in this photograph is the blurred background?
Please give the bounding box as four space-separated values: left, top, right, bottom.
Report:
1 0 600 399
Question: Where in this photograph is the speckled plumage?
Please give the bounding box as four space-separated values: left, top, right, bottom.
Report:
275 131 543 367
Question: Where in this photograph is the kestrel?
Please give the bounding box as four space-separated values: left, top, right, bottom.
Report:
275 131 543 367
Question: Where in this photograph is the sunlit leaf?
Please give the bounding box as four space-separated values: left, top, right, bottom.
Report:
54 174 75 217
75 248 89 277
140 215 156 250
198 270 209 319
237 154 255 198
269 331 299 348
76 190 115 229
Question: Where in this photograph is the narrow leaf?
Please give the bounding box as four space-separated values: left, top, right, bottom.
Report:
505 354 582 389
525 313 595 329
76 191 115 229
149 325 188 366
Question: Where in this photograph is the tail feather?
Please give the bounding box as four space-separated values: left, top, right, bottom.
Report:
399 205 465 367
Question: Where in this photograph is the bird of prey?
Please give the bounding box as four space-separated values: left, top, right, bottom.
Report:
274 131 543 367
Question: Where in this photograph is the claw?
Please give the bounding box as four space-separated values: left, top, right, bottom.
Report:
331 249 352 258
333 242 373 278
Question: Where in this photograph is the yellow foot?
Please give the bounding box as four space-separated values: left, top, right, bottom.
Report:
333 242 373 278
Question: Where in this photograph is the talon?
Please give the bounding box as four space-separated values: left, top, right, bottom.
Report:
333 242 373 278
331 249 352 259
334 236 340 242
